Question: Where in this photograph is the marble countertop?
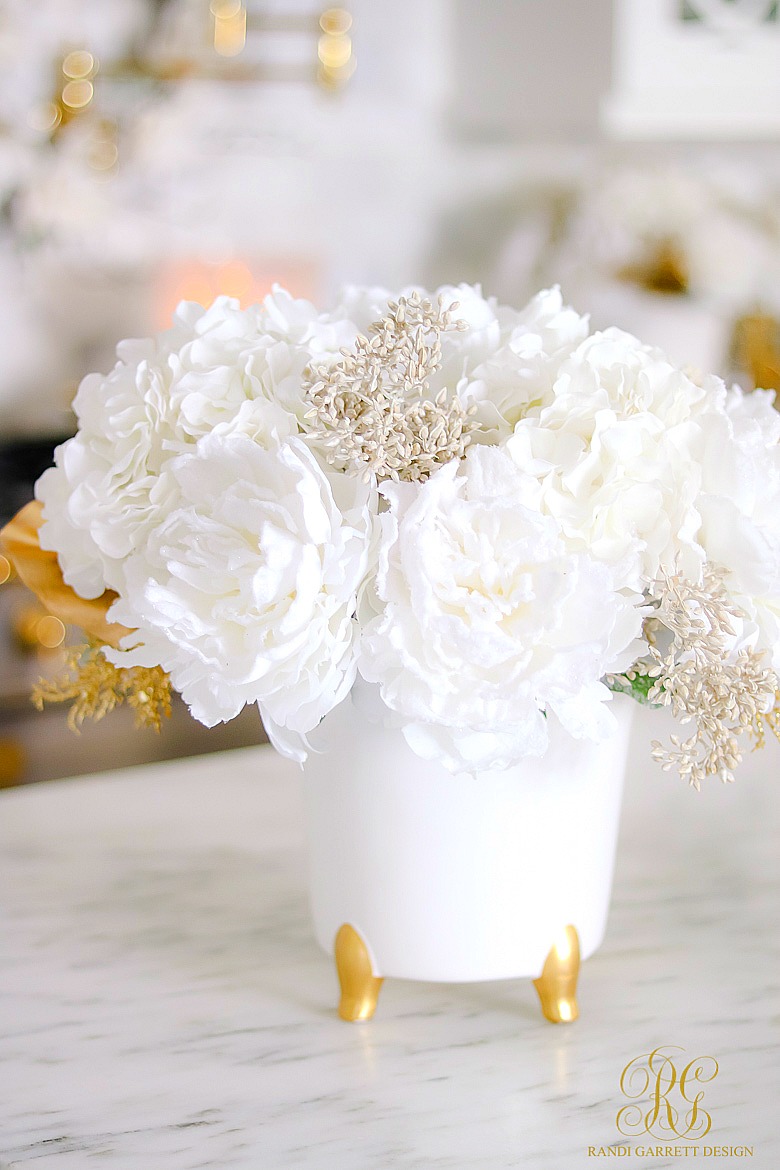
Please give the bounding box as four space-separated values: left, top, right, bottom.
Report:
1 706 778 1169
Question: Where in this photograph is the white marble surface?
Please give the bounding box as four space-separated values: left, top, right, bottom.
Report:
0 706 778 1169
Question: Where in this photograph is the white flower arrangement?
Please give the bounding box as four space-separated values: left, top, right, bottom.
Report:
30 284 780 785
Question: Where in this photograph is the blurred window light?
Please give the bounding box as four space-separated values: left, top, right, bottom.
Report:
680 0 778 24
604 0 780 138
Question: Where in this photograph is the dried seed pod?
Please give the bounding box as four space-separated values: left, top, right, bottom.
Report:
303 295 477 482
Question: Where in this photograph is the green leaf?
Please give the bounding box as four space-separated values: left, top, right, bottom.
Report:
605 669 664 708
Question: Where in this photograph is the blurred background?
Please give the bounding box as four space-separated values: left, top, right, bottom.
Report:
2 0 779 785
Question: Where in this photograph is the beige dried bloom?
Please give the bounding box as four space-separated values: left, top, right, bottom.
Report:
303 292 477 482
650 563 735 652
646 565 779 788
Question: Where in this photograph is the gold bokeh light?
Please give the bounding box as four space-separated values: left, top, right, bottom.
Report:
61 79 94 110
27 101 62 134
320 8 352 35
317 34 352 70
210 0 242 16
317 8 354 89
36 616 67 650
212 0 247 57
62 50 96 79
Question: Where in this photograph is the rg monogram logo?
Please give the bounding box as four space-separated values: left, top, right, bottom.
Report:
616 1046 719 1140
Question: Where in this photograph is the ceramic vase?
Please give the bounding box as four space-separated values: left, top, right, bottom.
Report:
303 692 633 1024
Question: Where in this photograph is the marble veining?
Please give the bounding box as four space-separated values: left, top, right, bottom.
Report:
0 707 778 1169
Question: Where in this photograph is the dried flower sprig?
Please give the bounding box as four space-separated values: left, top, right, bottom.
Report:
33 641 172 732
303 292 477 482
650 563 735 652
643 565 779 788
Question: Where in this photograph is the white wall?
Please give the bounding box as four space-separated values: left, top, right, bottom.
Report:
448 0 613 141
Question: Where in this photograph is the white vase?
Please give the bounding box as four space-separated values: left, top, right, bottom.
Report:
303 692 633 1023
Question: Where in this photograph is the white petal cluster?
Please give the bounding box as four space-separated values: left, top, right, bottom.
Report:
457 287 590 441
508 328 716 589
694 387 780 668
35 291 358 597
105 434 375 751
360 446 643 773
33 282 780 775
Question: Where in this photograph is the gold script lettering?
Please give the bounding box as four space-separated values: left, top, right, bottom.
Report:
616 1046 719 1140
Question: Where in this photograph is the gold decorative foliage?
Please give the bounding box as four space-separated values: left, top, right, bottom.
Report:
33 642 172 732
729 312 780 393
749 693 780 752
0 501 130 647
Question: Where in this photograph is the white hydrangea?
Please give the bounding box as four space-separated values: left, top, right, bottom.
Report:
105 434 376 750
359 445 643 774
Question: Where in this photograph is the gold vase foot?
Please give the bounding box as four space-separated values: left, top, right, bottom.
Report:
334 924 383 1022
533 924 580 1024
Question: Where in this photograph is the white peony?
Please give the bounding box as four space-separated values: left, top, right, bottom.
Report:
507 328 716 589
249 285 364 422
30 282 780 779
33 284 585 603
359 445 643 774
694 387 780 667
35 291 359 599
36 298 287 597
548 328 718 422
458 287 590 441
104 434 376 752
